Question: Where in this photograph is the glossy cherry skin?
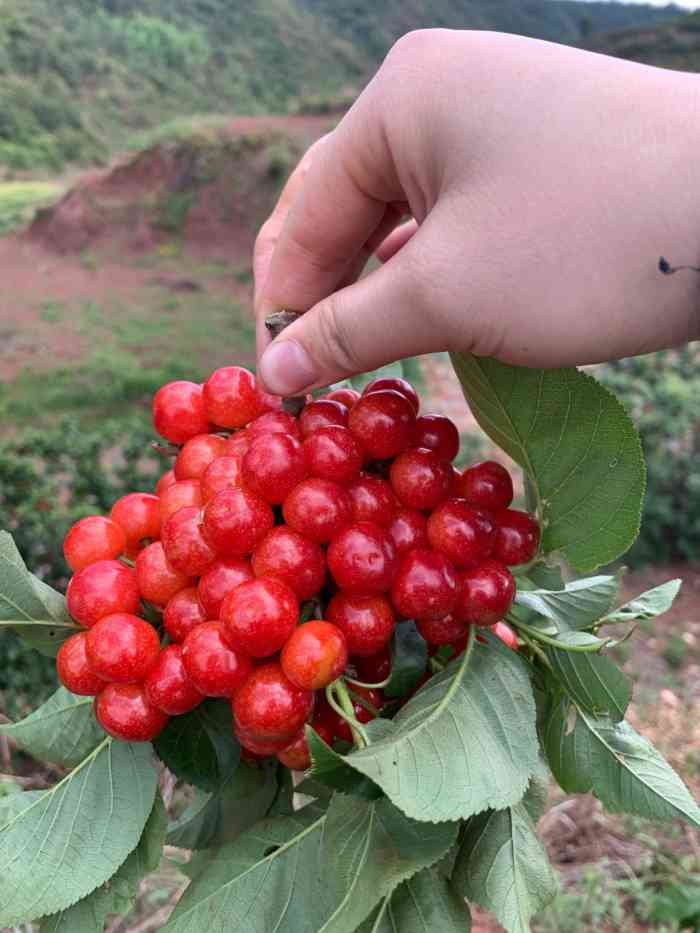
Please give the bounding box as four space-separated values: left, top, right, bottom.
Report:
144 644 204 715
303 425 363 485
347 474 398 526
67 560 140 628
282 478 352 544
197 558 254 618
201 455 243 503
324 387 360 409
203 366 259 429
221 577 299 658
456 461 514 512
333 686 383 743
86 613 161 684
56 632 105 695
153 380 209 444
233 662 314 743
136 541 193 607
493 621 519 651
252 527 325 602
327 592 396 657
416 613 467 646
455 560 516 625
202 487 274 558
327 521 398 596
95 683 169 742
156 469 177 496
390 447 452 511
391 548 458 621
224 431 250 458
299 399 348 437
277 713 335 769
174 434 227 481
159 480 202 525
387 508 428 555
64 516 126 572
235 730 291 757
242 432 308 504
493 510 541 566
182 621 253 697
163 586 207 642
427 499 496 568
413 414 460 462
247 410 301 441
362 377 419 414
348 389 416 460
257 390 284 414
352 646 392 684
281 621 348 690
110 494 161 553
162 506 216 577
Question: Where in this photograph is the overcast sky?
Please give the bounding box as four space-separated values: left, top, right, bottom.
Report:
595 1 700 7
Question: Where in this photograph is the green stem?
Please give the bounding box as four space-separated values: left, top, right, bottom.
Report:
513 620 609 654
344 674 392 690
326 681 368 749
517 630 552 670
429 657 446 674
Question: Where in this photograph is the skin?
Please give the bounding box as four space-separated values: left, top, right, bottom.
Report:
254 30 700 395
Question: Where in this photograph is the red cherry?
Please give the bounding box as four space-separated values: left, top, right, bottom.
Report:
197 558 254 618
56 632 105 695
324 387 360 408
163 586 207 642
282 477 352 544
327 592 396 657
390 447 452 511
236 731 290 757
493 621 519 651
224 431 251 458
67 560 140 628
362 377 419 414
159 480 202 525
242 432 308 504
347 474 398 526
352 646 392 684
327 522 398 595
86 613 161 684
387 508 428 555
348 390 416 460
391 548 458 621
201 455 244 504
281 621 348 690
299 399 349 437
416 614 467 646
220 577 298 658
156 469 177 496
455 560 516 625
182 621 253 697
232 662 314 743
136 541 194 607
247 410 301 441
202 486 274 558
110 494 161 555
277 731 312 770
64 516 126 572
161 506 216 577
413 414 460 462
144 644 204 715
333 685 383 742
456 461 514 512
174 434 227 481
493 510 541 566
203 366 258 428
427 499 496 568
257 390 284 414
153 381 209 444
95 683 169 742
252 526 325 602
303 425 363 485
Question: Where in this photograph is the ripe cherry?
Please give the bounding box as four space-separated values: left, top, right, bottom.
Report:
277 713 335 768
391 548 458 621
352 646 392 684
247 410 301 441
282 477 352 544
156 469 177 496
153 381 209 444
144 644 204 715
201 455 243 503
220 577 298 658
390 447 452 511
456 560 516 625
427 499 496 568
64 516 126 572
413 414 460 462
324 387 360 409
333 686 383 743
416 613 467 646
136 541 193 607
110 493 161 554
299 399 348 437
387 508 429 555
56 632 105 696
67 560 140 628
86 613 161 684
159 480 202 525
162 506 216 577
202 487 274 558
257 390 284 414
493 509 541 566
327 522 398 595
203 366 258 429
197 558 254 618
174 434 227 481
363 377 419 414
242 432 308 504
182 621 253 697
456 461 514 512
348 390 416 460
252 526 325 601
347 474 398 526
493 621 519 651
303 425 363 485
232 662 314 743
281 621 348 690
235 731 290 757
327 592 396 657
163 586 207 642
95 683 169 742
224 431 250 458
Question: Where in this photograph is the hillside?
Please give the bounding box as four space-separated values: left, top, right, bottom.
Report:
586 10 700 70
0 0 681 172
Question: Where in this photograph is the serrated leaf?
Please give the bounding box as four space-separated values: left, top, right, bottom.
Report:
526 562 565 592
350 360 404 391
0 739 158 925
545 636 632 721
154 699 238 791
451 355 645 572
384 620 427 699
602 579 681 625
326 632 539 823
514 576 619 632
308 728 383 800
356 868 471 932
40 794 166 933
0 687 104 768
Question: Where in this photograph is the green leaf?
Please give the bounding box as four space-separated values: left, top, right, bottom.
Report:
40 794 166 933
526 562 565 592
514 575 619 632
544 635 632 721
307 728 383 800
384 620 427 699
0 687 104 768
602 579 682 625
356 868 471 932
32 574 72 624
451 355 645 572
154 699 239 791
0 739 158 925
329 632 539 823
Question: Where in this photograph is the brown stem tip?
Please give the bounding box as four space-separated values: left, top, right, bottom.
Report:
264 310 306 415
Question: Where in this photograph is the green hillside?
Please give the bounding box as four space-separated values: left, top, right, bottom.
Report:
585 10 700 70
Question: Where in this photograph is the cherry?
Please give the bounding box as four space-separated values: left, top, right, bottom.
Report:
327 521 398 595
235 731 290 757
144 644 204 715
413 414 460 462
347 474 398 526
174 434 227 481
232 662 314 743
252 526 325 602
333 685 383 742
153 381 209 444
201 455 244 503
224 431 250 458
220 577 298 658
348 390 416 460
203 366 258 429
110 494 161 556
456 461 514 512
387 508 428 555
67 560 140 628
159 480 202 525
281 621 348 690
282 477 352 544
362 377 419 414
299 399 348 437
95 683 169 742
352 646 392 684
136 541 193 607
455 560 516 625
389 447 452 511
391 548 458 620
257 390 284 414
303 425 363 485
182 621 253 697
493 620 519 651
64 516 126 572
324 387 360 409
202 486 274 558
327 592 396 657
86 613 161 684
416 614 467 646
277 731 312 770
163 586 207 642
427 499 496 568
242 432 308 504
156 469 177 496
493 509 541 566
197 558 254 618
162 506 216 577
247 410 301 441
56 632 105 695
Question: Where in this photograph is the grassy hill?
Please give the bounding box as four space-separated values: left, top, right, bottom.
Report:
585 9 700 71
0 0 681 172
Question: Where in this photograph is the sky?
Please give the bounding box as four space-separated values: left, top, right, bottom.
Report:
602 1 700 7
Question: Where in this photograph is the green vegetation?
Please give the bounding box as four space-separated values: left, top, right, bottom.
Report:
0 181 62 234
583 10 700 71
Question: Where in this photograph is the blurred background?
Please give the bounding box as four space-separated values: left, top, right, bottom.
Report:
1 2 700 930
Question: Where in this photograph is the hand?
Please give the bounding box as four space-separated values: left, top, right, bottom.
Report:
254 29 700 395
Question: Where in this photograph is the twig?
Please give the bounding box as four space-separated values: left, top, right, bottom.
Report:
264 310 306 416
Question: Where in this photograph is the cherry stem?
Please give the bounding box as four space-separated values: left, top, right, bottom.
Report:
328 680 369 749
344 674 392 690
516 630 552 670
512 620 609 654
264 310 306 416
346 687 381 719
429 657 446 674
150 441 180 458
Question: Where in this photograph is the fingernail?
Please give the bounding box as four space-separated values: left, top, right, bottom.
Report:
259 339 316 395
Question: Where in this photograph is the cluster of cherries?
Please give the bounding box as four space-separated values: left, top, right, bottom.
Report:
56 365 539 770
